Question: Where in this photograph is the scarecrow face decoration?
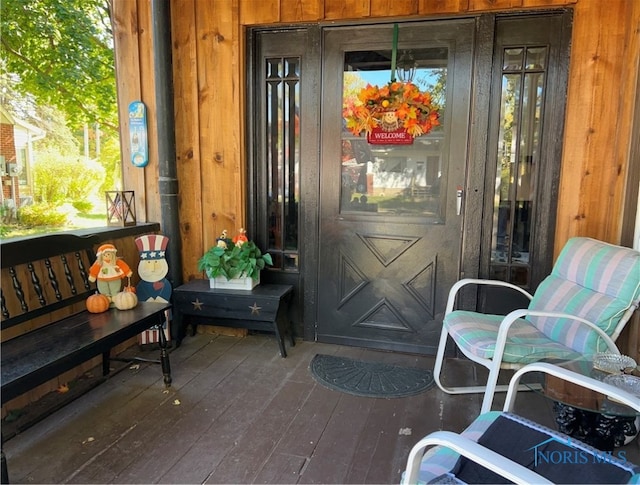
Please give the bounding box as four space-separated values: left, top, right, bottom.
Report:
380 110 400 132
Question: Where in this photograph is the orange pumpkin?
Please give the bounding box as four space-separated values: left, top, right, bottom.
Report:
86 292 110 313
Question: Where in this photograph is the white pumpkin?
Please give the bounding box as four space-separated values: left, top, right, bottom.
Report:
113 290 138 310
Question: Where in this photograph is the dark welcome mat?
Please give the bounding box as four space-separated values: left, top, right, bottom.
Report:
309 353 434 398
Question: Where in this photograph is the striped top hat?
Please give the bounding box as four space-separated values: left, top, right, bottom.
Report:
135 234 169 260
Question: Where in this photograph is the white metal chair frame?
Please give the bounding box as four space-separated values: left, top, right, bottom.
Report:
403 362 640 485
433 278 636 414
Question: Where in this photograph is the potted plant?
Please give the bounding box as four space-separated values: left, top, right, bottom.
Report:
198 229 273 290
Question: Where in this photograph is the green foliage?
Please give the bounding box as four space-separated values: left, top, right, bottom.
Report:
33 151 105 205
18 203 69 227
198 241 273 281
97 134 123 193
72 200 94 213
1 0 117 131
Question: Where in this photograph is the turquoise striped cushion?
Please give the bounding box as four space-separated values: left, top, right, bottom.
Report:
444 311 580 362
528 238 640 354
552 237 640 302
414 411 502 483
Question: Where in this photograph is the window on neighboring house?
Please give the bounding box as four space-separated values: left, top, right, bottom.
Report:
15 147 28 186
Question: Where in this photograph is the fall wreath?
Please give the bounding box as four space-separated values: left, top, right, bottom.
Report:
343 81 440 138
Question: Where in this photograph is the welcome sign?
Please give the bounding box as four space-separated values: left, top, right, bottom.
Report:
366 126 414 145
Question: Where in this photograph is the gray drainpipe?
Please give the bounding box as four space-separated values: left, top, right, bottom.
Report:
151 0 182 288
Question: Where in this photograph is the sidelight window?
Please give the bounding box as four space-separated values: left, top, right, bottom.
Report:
490 46 547 287
265 56 300 271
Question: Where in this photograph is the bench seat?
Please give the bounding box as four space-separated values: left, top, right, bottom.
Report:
1 301 171 405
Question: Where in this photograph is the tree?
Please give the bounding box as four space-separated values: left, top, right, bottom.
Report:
1 0 118 132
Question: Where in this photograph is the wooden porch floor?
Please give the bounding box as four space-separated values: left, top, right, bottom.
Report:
4 331 639 484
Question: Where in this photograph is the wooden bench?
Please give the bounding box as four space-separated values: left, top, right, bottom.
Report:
0 232 172 483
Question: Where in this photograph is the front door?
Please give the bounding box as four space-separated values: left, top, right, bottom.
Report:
317 21 476 353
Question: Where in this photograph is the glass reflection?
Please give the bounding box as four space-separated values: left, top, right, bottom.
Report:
490 46 547 287
265 56 300 270
341 48 447 218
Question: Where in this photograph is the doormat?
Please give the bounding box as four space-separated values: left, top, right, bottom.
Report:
309 354 434 398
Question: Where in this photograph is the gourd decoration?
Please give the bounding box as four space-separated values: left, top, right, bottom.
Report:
113 289 138 310
86 292 110 314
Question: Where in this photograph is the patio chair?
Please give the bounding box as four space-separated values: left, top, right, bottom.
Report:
433 237 640 414
402 362 640 484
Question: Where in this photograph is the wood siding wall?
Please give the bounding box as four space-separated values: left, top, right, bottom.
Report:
110 0 639 358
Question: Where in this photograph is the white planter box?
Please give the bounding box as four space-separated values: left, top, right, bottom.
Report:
209 273 259 290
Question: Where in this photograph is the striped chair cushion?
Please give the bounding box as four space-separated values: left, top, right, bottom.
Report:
444 311 580 362
528 238 640 354
413 411 502 483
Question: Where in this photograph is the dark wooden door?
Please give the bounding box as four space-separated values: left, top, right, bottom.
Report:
316 21 476 354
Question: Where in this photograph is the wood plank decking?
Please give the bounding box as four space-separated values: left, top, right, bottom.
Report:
3 331 639 484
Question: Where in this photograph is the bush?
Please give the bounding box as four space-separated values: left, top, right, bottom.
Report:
32 152 105 205
72 200 94 213
18 203 69 227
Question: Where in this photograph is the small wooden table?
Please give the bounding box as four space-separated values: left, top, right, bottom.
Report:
172 280 294 357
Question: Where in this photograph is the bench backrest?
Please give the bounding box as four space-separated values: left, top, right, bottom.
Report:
1 234 100 336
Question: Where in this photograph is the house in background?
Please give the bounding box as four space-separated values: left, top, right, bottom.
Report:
0 107 44 220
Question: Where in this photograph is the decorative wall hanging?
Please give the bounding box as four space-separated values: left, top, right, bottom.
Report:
342 24 440 145
128 101 149 167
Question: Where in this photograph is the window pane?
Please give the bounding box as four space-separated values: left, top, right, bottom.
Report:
341 48 447 218
265 56 300 270
490 46 546 287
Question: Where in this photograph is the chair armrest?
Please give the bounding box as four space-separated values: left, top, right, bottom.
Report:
504 362 640 413
402 430 551 485
495 309 620 358
445 278 534 315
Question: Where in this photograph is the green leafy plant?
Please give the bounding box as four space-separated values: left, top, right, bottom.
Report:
198 234 273 281
17 203 69 227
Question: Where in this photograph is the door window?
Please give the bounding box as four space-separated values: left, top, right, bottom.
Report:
341 49 447 220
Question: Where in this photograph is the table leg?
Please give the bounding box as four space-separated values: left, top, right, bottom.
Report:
157 323 172 387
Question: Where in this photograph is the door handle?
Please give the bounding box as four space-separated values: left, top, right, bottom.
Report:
456 185 463 215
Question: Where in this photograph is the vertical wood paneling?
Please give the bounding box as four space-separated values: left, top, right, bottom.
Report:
418 0 469 14
172 0 204 281
324 0 370 20
111 0 144 219
136 0 159 224
370 0 417 17
280 0 323 22
240 0 280 24
522 0 574 6
554 0 637 250
469 0 523 9
196 0 243 252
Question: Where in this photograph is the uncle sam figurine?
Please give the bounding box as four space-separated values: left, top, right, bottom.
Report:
135 234 172 303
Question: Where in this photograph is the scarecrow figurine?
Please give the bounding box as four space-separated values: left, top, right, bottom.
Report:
88 243 133 300
135 234 172 303
233 228 249 246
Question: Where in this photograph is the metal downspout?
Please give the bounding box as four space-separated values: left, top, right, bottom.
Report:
151 0 182 288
